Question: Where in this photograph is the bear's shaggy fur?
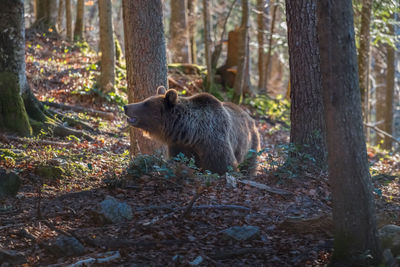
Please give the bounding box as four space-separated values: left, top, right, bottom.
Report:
124 87 260 175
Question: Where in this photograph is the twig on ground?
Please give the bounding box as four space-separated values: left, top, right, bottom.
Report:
181 187 205 218
42 101 114 120
364 123 400 145
49 251 121 267
239 179 293 196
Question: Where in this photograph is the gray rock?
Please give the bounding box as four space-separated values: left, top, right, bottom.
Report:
221 225 260 241
379 224 400 256
0 169 21 198
0 248 27 265
98 196 133 224
49 236 85 257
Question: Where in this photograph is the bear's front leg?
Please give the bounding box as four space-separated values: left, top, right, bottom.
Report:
199 147 238 175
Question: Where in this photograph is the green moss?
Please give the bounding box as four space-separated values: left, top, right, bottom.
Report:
0 149 17 158
35 165 65 181
0 72 32 136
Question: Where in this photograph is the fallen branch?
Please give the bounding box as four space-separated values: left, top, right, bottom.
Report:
239 179 292 196
42 101 114 120
86 237 186 249
5 135 72 147
181 187 205 218
191 204 250 212
168 77 189 91
62 251 121 267
364 123 400 145
210 248 267 260
48 109 95 132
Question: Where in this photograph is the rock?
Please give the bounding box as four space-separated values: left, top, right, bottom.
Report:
96 196 133 224
189 256 203 266
0 248 27 265
379 224 400 256
48 236 85 257
0 169 21 198
35 165 65 181
221 225 260 241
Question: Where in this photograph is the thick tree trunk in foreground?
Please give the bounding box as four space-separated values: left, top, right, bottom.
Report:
232 0 250 104
74 0 85 41
35 0 58 29
317 0 382 265
169 0 191 63
0 0 32 135
357 0 373 118
286 0 326 166
99 0 115 93
122 0 168 156
65 0 72 40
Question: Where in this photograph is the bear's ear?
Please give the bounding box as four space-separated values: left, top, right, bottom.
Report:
157 86 166 95
165 89 178 107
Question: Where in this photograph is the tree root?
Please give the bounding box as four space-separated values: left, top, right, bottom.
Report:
42 101 115 120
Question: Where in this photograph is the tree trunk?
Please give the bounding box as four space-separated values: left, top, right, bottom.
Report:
187 0 198 64
265 0 277 93
317 0 382 265
257 0 268 91
357 0 373 118
122 0 168 156
285 0 326 166
34 0 58 29
74 0 85 41
0 0 33 136
98 0 115 93
202 0 213 92
232 0 250 104
375 49 387 147
169 0 191 63
57 0 64 33
383 23 395 150
65 0 72 40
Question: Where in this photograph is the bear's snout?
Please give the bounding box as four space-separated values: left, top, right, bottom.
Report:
123 105 127 114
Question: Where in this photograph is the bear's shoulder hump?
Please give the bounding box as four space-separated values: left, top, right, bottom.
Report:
189 93 222 107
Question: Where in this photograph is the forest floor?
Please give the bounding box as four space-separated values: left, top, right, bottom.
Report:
0 33 399 266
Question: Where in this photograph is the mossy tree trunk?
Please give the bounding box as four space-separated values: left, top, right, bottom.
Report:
0 0 32 136
74 0 85 41
98 0 115 93
317 0 382 265
286 0 327 166
257 0 268 92
122 0 167 156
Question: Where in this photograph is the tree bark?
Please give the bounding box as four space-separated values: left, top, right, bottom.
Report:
98 0 115 93
202 0 213 92
257 0 268 91
187 0 198 64
122 0 168 156
232 0 250 104
169 0 191 63
357 0 373 118
57 0 64 33
74 0 85 41
0 0 31 136
317 0 382 265
34 0 58 29
383 23 395 150
264 0 277 93
65 0 72 40
286 0 326 166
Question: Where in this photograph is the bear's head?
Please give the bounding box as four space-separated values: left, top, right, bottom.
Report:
123 86 178 136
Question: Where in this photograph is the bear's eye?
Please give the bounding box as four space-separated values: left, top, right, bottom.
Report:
143 102 149 108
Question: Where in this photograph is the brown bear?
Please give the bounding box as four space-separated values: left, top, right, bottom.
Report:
124 86 260 175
